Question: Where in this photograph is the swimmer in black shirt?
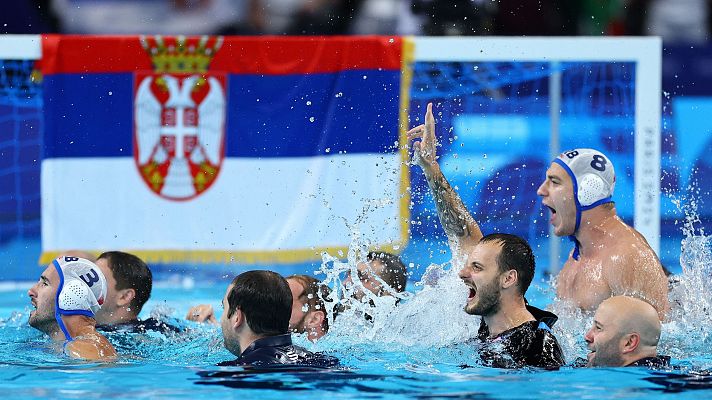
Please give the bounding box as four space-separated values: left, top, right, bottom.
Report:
459 234 565 369
92 251 183 335
219 270 339 368
93 251 156 329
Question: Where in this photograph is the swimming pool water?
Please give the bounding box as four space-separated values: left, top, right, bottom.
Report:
2 277 711 400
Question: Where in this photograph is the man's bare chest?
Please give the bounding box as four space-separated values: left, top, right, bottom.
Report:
556 260 611 311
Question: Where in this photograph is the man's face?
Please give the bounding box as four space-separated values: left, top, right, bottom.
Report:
28 265 59 334
93 258 118 324
287 279 309 333
220 284 241 356
584 302 625 367
537 163 577 236
344 259 385 301
458 241 503 316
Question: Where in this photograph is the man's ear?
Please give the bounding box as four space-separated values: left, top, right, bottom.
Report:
232 308 245 331
501 269 518 289
305 310 325 330
621 333 640 354
116 288 136 308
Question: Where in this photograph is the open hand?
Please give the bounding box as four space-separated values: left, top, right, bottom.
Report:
407 102 438 169
186 304 217 324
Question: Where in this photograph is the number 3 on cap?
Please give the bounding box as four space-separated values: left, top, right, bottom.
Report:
79 270 100 287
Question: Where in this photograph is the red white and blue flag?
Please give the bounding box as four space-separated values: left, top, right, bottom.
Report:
40 35 412 264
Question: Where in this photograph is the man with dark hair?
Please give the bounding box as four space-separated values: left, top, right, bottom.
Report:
94 251 178 334
286 275 332 341
344 251 407 301
218 270 339 367
187 274 333 342
461 234 565 369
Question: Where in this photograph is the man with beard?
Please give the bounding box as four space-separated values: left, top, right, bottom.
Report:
28 256 117 361
460 234 565 369
408 103 669 319
218 270 339 367
584 295 668 368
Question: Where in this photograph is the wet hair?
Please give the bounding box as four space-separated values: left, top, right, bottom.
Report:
367 251 407 293
97 251 152 315
479 233 535 296
287 274 332 332
226 270 291 336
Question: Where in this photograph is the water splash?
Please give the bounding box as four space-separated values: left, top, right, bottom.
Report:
661 187 712 363
310 235 480 352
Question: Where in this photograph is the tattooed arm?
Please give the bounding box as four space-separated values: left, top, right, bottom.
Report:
408 103 483 258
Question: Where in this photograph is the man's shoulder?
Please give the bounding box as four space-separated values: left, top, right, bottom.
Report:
526 322 565 369
477 320 564 369
97 317 183 334
628 355 671 369
65 332 117 361
235 337 339 368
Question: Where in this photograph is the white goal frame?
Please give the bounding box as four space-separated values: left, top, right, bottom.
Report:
413 37 662 273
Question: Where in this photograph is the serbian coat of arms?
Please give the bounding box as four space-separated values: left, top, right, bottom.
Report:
134 36 226 200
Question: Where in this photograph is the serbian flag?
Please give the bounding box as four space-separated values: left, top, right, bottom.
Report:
40 35 413 264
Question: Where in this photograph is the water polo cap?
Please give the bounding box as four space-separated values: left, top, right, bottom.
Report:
553 149 616 260
52 256 107 341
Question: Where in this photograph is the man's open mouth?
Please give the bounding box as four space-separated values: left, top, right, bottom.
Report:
467 287 476 300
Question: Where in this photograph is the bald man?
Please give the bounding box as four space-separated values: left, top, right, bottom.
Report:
584 296 669 368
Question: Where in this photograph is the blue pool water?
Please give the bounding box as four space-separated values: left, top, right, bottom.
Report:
2 238 712 400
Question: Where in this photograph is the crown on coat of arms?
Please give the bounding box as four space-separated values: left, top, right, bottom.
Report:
140 35 223 74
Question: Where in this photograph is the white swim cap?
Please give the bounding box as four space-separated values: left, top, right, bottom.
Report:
554 148 615 208
52 256 107 340
552 149 616 260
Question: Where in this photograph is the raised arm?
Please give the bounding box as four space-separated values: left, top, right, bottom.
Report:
408 103 483 259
